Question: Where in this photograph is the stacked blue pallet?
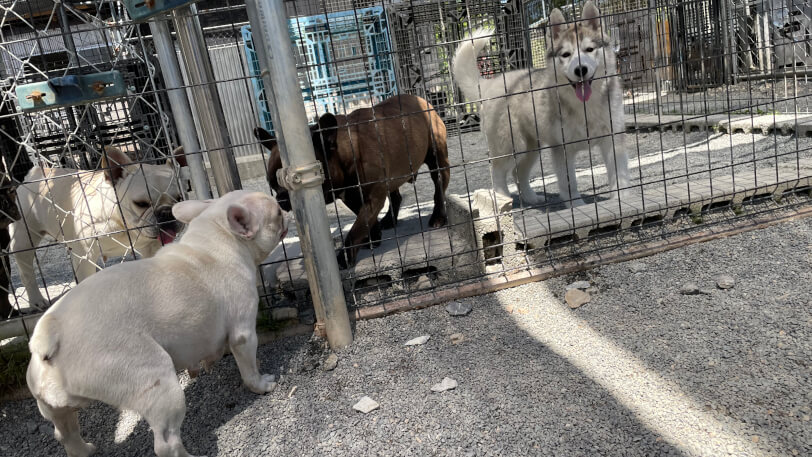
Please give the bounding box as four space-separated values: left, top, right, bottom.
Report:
242 6 397 135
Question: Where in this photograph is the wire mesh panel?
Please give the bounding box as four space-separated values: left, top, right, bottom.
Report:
247 0 812 313
386 0 531 127
242 5 397 130
1 0 812 396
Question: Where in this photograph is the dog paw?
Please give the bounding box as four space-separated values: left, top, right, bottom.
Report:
249 374 277 394
379 215 396 230
520 192 544 206
28 296 51 312
428 213 447 228
68 442 96 457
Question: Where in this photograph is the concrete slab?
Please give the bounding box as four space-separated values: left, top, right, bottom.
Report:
515 159 812 247
628 113 812 136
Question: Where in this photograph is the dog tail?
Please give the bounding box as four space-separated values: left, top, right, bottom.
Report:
452 27 495 103
29 314 60 362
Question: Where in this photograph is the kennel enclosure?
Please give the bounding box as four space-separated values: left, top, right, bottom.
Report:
0 0 810 354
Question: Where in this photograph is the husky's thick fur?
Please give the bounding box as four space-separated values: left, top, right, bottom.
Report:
452 1 630 206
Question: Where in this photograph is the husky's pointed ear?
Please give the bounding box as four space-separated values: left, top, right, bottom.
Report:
549 8 567 42
172 199 213 223
101 147 132 185
581 1 601 30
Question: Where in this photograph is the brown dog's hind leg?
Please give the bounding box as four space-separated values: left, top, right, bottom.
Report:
343 188 382 249
379 190 402 230
425 147 450 228
339 192 387 268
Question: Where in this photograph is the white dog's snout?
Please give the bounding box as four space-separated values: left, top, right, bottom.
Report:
568 54 597 80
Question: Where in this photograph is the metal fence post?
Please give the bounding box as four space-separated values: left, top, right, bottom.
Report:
149 19 213 200
172 4 241 195
245 0 353 349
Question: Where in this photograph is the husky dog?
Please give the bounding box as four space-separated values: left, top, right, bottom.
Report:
452 1 630 207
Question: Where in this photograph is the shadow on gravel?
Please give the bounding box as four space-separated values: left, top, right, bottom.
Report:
0 343 307 457
545 219 811 456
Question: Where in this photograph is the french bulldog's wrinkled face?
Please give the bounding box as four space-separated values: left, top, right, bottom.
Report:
103 148 185 245
173 190 289 263
547 1 613 103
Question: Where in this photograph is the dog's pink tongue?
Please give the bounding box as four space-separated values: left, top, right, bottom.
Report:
574 81 592 102
159 229 176 245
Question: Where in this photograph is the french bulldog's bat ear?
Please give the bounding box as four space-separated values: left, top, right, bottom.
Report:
581 1 601 30
253 127 277 152
101 147 133 185
549 8 567 42
226 203 259 239
166 146 187 168
172 199 213 223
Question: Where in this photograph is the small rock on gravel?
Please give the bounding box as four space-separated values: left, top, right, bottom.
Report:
404 335 430 346
565 280 591 290
322 353 338 371
446 302 472 316
565 289 591 309
679 283 701 295
353 396 380 414
716 275 736 289
431 377 458 392
628 261 647 273
450 333 464 344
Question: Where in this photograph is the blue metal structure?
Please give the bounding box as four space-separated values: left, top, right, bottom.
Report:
242 6 397 135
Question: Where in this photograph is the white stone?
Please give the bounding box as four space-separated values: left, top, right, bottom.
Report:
353 396 380 414
431 377 458 393
404 335 431 346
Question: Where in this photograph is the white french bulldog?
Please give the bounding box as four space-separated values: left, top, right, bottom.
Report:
26 190 289 457
10 147 186 309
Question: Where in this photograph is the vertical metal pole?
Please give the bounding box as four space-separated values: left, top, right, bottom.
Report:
56 1 86 168
648 0 662 115
245 0 353 348
149 19 213 199
172 4 241 195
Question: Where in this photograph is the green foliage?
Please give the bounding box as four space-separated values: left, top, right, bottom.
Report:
0 346 30 395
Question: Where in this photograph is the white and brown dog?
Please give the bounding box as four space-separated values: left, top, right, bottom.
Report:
26 190 289 457
10 147 186 309
453 1 630 207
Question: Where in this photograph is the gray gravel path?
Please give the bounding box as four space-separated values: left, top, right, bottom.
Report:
3 216 810 456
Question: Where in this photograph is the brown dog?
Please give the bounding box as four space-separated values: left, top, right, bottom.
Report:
254 94 450 268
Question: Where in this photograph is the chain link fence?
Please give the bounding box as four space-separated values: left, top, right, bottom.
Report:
1 0 811 392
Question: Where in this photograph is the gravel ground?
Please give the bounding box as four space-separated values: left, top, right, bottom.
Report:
3 216 810 456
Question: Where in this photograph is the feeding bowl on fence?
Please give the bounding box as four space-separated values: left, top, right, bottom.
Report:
16 72 128 112
121 0 198 22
